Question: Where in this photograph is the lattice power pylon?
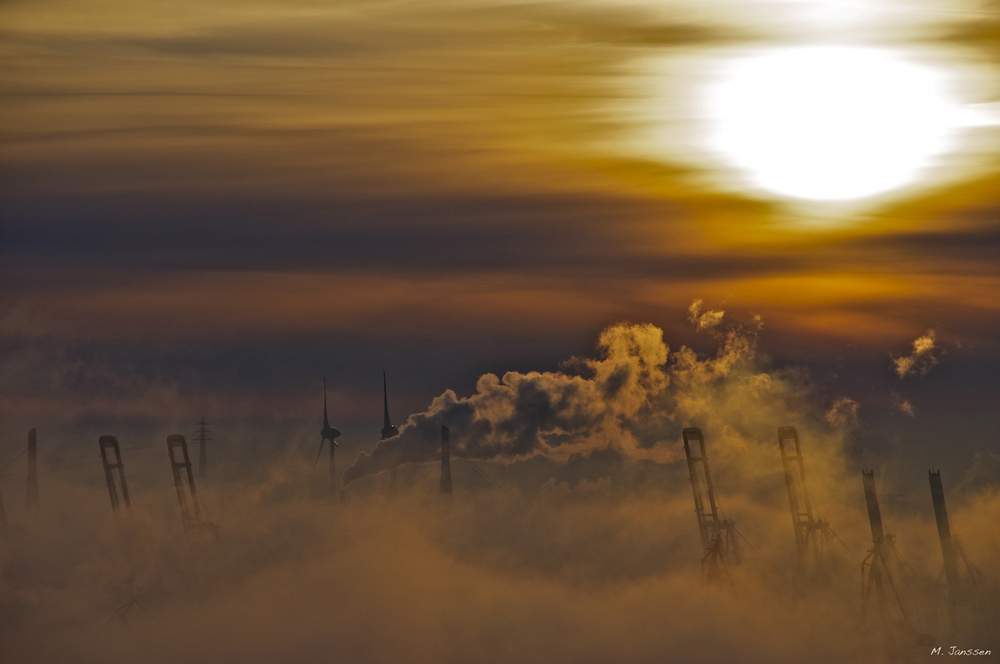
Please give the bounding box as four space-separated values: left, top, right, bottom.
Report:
778 426 836 573
167 435 202 532
682 427 740 582
99 435 132 514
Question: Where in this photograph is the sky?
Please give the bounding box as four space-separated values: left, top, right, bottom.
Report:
1 0 1000 661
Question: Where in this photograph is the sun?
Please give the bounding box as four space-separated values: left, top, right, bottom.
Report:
705 46 959 202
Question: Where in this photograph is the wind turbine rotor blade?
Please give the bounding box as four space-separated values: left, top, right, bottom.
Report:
313 439 326 470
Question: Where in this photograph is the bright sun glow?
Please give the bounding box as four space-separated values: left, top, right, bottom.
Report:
706 46 959 201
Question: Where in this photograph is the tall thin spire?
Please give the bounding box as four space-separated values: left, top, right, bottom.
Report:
382 371 391 429
381 371 398 440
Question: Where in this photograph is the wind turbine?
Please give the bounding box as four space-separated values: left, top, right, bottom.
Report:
381 370 399 441
381 370 400 493
315 377 342 498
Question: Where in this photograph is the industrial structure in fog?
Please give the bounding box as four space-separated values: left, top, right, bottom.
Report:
0 396 992 654
682 427 740 581
928 470 997 641
167 434 203 532
381 371 400 441
777 426 836 573
93 432 218 534
315 378 342 500
860 470 933 655
99 435 132 514
381 371 400 492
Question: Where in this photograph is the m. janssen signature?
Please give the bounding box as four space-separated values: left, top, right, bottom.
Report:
930 646 992 656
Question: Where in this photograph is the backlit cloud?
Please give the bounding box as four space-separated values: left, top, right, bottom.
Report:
687 298 725 332
893 329 940 378
825 397 860 429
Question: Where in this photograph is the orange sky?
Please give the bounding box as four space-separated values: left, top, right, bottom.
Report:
1 0 999 447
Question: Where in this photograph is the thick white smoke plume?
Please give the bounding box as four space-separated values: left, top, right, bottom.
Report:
345 322 671 483
345 306 846 485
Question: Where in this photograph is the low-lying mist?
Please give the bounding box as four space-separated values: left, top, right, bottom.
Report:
2 309 997 663
3 465 998 664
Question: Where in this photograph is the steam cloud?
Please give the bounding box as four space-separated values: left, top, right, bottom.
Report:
825 397 861 429
346 307 841 485
344 322 671 484
687 298 725 331
893 329 939 378
891 392 917 417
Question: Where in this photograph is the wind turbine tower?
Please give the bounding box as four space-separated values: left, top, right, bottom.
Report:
316 378 342 499
381 371 400 491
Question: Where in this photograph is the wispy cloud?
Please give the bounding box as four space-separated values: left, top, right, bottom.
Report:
891 391 917 417
893 329 940 378
825 397 860 429
687 299 725 332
